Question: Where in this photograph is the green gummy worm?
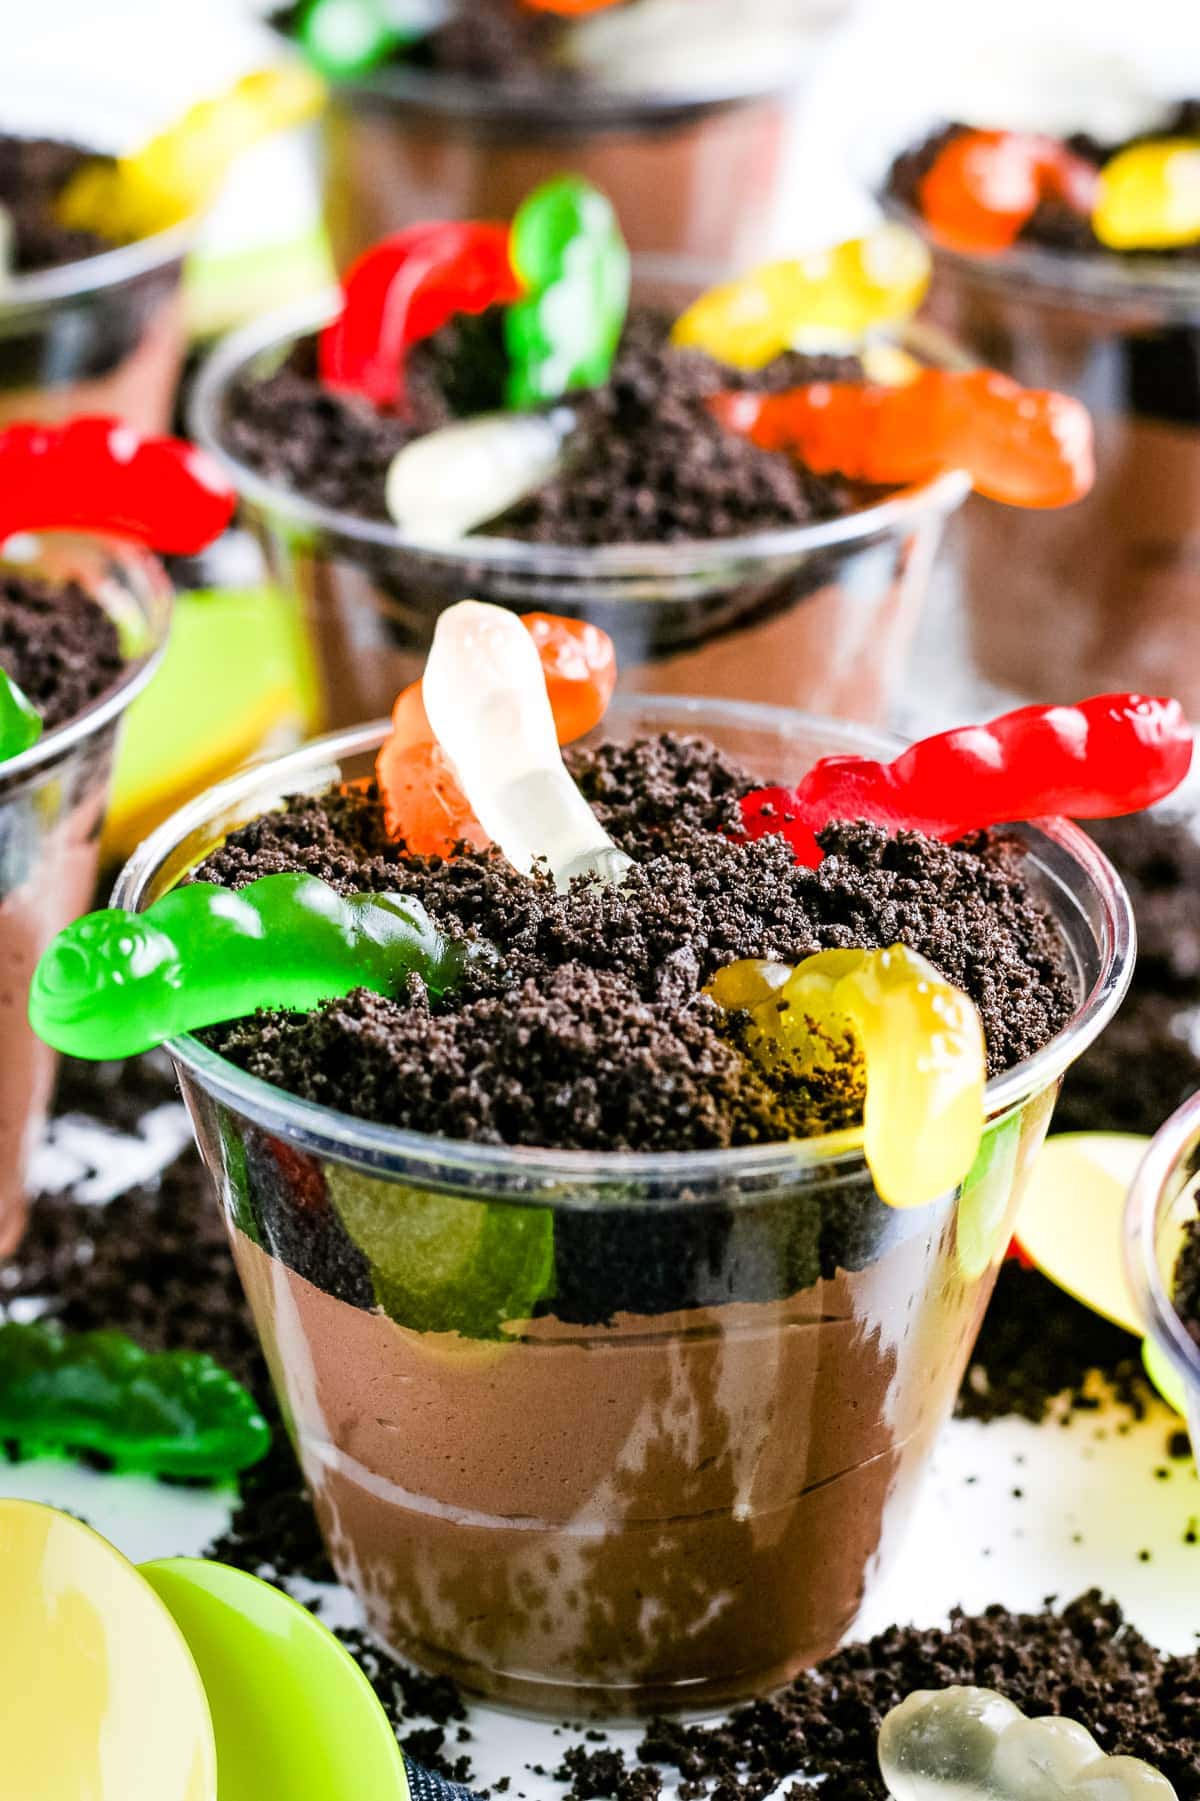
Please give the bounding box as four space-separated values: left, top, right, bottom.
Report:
0 665 43 761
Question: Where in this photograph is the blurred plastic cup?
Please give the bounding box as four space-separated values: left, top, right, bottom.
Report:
192 278 971 733
1125 1090 1200 1457
0 532 171 1253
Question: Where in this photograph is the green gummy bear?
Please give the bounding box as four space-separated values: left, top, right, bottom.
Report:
0 666 43 762
505 176 631 410
0 1321 271 1479
328 1166 555 1341
30 869 493 1061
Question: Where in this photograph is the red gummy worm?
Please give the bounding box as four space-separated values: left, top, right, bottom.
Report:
741 695 1194 865
319 221 523 410
711 369 1095 509
917 129 1099 255
0 417 236 555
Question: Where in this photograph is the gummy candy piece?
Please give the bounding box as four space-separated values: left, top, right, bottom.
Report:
878 1685 1178 1800
57 65 325 241
384 407 573 540
298 0 446 79
0 1321 270 1479
1093 138 1200 250
29 870 491 1060
523 0 623 12
327 1166 556 1340
0 417 236 554
422 599 630 888
505 175 631 409
711 368 1095 508
708 945 986 1210
670 227 931 369
918 129 1099 255
739 693 1193 868
0 667 42 762
320 221 523 410
376 611 615 854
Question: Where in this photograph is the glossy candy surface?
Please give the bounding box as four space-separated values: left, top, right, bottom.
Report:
670 227 931 369
320 221 523 408
298 0 446 79
384 408 572 539
504 175 630 408
711 368 1095 508
917 129 1098 255
0 1322 270 1478
0 667 42 761
1093 138 1200 249
878 1685 1177 1800
0 417 236 554
29 870 489 1059
421 599 629 888
739 693 1193 868
708 945 986 1210
57 65 324 241
376 610 616 854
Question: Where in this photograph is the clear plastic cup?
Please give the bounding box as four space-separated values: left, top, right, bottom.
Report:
0 222 193 433
881 194 1200 714
191 285 971 733
0 532 171 1253
1125 1091 1200 1459
274 12 821 272
114 693 1132 1716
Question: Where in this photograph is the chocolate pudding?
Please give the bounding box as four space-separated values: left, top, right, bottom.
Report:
0 132 187 431
131 714 1120 1714
885 110 1200 712
197 290 967 730
0 540 170 1256
272 0 822 267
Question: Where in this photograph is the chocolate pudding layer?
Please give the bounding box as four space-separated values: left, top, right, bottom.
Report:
0 132 187 432
0 574 126 1254
206 301 962 730
886 111 1200 712
172 730 1080 1710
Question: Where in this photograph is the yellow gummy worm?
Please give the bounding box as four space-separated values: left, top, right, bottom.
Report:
671 226 931 371
708 944 986 1209
1092 138 1200 250
58 65 325 241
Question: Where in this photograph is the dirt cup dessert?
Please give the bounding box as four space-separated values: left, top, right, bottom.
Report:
884 105 1200 713
0 66 322 432
36 605 1187 1713
193 174 1094 732
272 0 843 269
0 418 235 1255
1126 1091 1200 1463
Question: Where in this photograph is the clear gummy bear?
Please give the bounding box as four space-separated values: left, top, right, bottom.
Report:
878 1687 1177 1801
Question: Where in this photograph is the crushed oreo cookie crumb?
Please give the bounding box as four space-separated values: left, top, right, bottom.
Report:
0 573 124 733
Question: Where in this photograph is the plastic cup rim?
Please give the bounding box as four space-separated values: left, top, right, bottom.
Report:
0 217 196 312
189 283 974 581
1124 1089 1200 1394
111 695 1136 1201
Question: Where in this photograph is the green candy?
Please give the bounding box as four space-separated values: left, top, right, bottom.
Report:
0 666 42 761
504 176 631 410
297 0 439 79
30 869 492 1061
0 1322 270 1479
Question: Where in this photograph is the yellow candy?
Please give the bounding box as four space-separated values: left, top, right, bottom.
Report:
670 225 931 370
708 943 986 1209
1093 138 1200 250
58 64 325 241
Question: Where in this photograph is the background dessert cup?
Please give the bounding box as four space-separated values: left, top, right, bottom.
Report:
0 220 193 432
0 532 170 1254
115 694 1133 1717
192 285 971 733
880 198 1200 715
1125 1090 1200 1464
